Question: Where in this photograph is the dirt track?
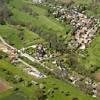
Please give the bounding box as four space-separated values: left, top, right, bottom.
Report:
0 43 7 51
95 72 100 81
0 80 9 92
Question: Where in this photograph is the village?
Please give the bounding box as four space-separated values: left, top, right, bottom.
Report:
47 4 100 49
0 0 100 100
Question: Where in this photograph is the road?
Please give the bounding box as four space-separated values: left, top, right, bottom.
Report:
0 36 46 78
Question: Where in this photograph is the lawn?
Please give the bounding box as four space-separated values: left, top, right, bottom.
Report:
0 25 44 49
9 0 70 36
10 8 67 34
37 76 95 100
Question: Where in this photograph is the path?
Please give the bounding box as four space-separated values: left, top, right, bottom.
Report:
0 36 45 78
18 58 46 78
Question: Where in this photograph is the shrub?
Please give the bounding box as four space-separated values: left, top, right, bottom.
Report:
0 51 8 59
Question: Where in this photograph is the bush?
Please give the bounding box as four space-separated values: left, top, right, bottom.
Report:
18 31 24 40
72 97 79 100
0 5 13 19
0 51 8 59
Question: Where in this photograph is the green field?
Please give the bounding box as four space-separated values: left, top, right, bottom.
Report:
79 34 100 70
0 58 95 100
0 25 44 48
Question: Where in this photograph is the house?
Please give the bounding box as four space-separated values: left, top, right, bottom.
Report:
32 0 45 4
36 44 46 59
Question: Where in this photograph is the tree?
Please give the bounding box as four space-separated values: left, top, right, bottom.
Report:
67 53 79 69
72 97 79 100
34 87 47 100
0 0 11 4
48 33 58 49
0 5 13 24
18 31 24 40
